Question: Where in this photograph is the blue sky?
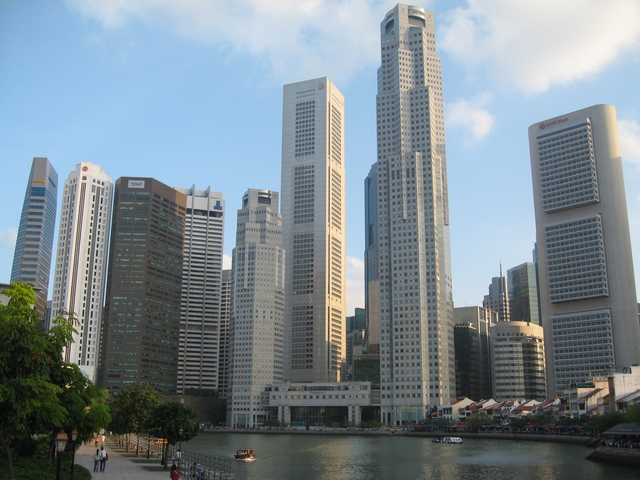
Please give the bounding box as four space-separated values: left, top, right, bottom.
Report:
2 0 640 315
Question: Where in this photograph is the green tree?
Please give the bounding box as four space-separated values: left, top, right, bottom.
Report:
465 414 495 432
586 411 626 433
624 403 640 424
144 402 199 468
0 282 111 480
108 383 161 455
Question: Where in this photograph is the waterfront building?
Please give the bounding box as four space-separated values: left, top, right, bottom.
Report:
507 262 541 325
98 178 185 394
453 306 496 400
228 189 285 428
50 162 112 381
11 157 58 323
529 104 640 397
175 186 225 396
489 321 547 401
365 4 455 424
483 267 510 323
281 78 346 383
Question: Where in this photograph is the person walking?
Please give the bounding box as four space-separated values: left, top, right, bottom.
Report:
93 449 101 472
170 464 182 480
100 446 108 471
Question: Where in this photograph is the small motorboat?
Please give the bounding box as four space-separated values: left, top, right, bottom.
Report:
234 449 256 461
432 437 463 444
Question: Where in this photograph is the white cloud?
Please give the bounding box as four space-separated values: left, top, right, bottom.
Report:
619 119 640 166
64 0 399 84
446 92 495 141
346 256 364 316
439 0 640 93
0 228 17 246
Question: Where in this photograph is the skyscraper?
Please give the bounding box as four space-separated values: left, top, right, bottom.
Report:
11 157 58 323
175 186 225 395
229 189 285 427
483 265 510 322
51 162 112 382
507 261 541 325
98 178 185 394
365 4 454 424
281 78 346 383
529 104 640 397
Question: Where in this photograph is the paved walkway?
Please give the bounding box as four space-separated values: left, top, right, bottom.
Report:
75 439 171 480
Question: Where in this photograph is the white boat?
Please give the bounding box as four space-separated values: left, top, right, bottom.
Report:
234 449 256 461
432 436 463 444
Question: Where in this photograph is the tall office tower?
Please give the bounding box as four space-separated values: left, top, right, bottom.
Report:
453 306 496 400
229 189 285 427
219 268 233 399
51 162 112 382
483 266 510 322
174 186 225 395
281 78 346 383
98 178 186 394
530 104 640 397
507 262 541 325
365 4 454 424
11 157 58 323
489 321 547 401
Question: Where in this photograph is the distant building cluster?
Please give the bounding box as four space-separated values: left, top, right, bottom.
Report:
8 4 640 428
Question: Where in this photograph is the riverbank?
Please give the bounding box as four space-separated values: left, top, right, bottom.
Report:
586 446 640 466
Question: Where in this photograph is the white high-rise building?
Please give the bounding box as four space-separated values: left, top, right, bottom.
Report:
175 186 225 395
51 162 112 382
229 189 285 427
365 4 455 424
281 78 347 383
529 104 640 397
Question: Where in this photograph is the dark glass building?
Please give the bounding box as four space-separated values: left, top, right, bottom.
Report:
11 157 58 323
98 178 186 394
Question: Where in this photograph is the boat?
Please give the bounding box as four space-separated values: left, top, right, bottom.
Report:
234 449 256 461
432 437 463 444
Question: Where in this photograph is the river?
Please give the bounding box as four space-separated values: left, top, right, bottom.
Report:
184 432 639 480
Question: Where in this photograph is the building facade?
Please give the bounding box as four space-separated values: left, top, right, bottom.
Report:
175 186 225 396
98 177 186 394
11 157 58 323
489 321 547 401
365 4 454 424
219 268 233 399
483 267 510 322
529 104 640 397
281 78 347 383
507 261 541 325
51 162 112 382
229 189 285 427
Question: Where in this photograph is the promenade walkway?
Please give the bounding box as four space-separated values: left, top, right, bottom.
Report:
75 439 172 480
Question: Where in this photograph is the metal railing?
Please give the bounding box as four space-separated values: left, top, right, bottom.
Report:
171 448 232 480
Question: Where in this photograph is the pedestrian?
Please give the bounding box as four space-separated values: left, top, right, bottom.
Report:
173 449 181 466
100 446 108 471
95 435 100 447
101 434 106 446
93 449 101 472
170 464 182 480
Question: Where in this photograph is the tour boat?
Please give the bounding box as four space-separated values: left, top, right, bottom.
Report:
432 437 463 444
234 449 256 461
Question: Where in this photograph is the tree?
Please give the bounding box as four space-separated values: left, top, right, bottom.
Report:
625 404 640 424
586 411 627 433
144 402 199 468
0 282 111 480
108 383 161 455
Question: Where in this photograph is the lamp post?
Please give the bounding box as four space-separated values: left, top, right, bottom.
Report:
54 432 68 480
70 430 78 480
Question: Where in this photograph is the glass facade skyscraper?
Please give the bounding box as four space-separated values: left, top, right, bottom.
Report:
11 157 58 323
366 4 454 424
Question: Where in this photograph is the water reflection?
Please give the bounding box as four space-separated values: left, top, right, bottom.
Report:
186 432 637 480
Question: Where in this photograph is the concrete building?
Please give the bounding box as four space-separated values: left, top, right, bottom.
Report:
453 306 496 400
281 78 346 383
529 104 640 397
11 157 58 323
507 262 541 325
229 189 285 428
175 186 225 396
365 4 455 425
98 178 185 394
483 266 510 322
51 162 112 382
489 321 547 401
219 268 233 399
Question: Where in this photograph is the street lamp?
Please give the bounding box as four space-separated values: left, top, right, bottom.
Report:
70 430 78 480
54 432 68 480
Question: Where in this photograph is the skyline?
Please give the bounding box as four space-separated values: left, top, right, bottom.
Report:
2 0 640 315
